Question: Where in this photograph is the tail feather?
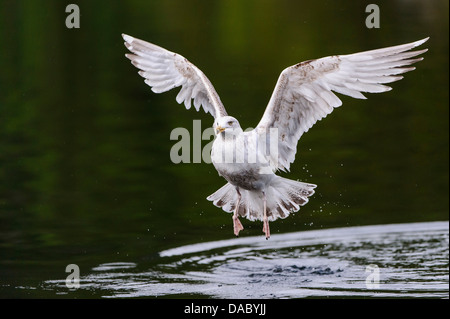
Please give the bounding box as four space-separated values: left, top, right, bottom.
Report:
207 176 317 222
206 183 237 213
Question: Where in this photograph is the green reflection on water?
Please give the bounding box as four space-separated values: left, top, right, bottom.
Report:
0 0 448 296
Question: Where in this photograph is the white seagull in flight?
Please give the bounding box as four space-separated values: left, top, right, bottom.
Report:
122 34 428 239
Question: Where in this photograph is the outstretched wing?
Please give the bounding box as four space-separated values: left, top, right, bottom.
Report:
255 38 429 171
122 34 228 119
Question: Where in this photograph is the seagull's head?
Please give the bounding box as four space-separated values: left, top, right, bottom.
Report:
214 116 242 136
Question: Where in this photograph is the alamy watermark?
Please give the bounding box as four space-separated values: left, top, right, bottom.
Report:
365 4 380 29
170 120 279 168
365 264 380 289
65 264 80 289
65 4 80 29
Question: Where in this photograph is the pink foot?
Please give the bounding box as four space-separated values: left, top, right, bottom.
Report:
233 216 244 236
262 219 270 239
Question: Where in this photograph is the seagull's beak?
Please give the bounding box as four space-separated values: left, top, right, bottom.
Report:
216 126 226 134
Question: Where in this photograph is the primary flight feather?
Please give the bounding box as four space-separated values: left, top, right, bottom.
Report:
122 34 428 239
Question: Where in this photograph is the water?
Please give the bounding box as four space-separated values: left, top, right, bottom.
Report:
37 221 448 298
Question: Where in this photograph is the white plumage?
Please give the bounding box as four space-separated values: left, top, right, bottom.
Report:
123 34 428 238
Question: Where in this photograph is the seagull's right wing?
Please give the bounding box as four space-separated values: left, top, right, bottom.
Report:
255 38 429 172
122 34 228 119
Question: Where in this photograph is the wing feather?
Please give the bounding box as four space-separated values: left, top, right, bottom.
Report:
122 34 228 119
256 38 429 171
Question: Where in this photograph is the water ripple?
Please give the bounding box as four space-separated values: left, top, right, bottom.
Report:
44 221 449 298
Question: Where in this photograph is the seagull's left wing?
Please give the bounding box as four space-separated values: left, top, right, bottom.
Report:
255 38 429 172
122 34 228 119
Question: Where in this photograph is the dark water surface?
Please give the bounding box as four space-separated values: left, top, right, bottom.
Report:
44 221 449 298
0 1 448 298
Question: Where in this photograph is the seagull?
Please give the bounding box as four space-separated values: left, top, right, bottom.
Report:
122 34 428 239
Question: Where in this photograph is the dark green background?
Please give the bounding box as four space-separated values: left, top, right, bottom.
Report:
0 0 448 296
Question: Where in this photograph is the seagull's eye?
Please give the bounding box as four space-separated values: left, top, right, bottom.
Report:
227 121 233 126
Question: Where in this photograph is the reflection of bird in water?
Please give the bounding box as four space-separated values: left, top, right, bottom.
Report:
122 34 428 239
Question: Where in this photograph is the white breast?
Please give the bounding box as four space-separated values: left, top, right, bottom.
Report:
211 131 275 190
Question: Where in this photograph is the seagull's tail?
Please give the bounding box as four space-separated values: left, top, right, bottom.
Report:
265 177 317 221
207 177 316 222
207 183 238 214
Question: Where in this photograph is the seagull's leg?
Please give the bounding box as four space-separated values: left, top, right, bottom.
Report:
233 187 244 236
262 191 270 239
